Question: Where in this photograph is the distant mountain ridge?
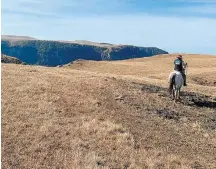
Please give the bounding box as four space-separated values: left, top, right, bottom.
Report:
2 35 37 41
1 35 169 66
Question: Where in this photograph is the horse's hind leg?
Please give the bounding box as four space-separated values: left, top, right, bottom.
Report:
172 88 175 100
174 90 177 101
178 88 181 100
174 89 180 102
177 90 180 100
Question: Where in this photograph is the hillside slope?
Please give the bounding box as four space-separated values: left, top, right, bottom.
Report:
2 54 216 169
1 35 168 66
66 54 216 95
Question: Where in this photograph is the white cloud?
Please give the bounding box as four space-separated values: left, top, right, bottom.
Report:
2 0 216 17
1 0 129 17
170 5 216 15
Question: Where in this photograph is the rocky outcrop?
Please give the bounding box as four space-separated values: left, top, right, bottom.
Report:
1 54 23 64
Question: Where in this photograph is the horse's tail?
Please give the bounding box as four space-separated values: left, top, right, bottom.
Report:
173 75 176 85
169 73 175 90
171 75 175 89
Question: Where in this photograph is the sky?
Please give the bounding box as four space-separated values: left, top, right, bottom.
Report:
1 0 216 54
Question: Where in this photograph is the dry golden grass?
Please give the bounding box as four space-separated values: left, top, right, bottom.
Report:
66 53 216 96
2 54 216 169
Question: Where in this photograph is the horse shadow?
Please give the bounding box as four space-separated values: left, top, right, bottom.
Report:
180 91 216 109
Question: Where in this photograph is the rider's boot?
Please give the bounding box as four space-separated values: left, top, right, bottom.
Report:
184 76 187 86
182 73 187 86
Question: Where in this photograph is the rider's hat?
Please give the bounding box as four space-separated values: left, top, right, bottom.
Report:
177 55 182 59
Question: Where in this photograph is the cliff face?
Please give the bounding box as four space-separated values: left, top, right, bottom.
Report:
1 35 168 66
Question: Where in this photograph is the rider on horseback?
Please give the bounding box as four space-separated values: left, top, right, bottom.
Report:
169 55 187 91
174 55 187 86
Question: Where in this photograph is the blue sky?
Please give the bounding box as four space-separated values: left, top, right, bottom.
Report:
2 0 216 54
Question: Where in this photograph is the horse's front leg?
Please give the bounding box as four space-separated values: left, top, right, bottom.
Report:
175 90 178 101
175 89 180 101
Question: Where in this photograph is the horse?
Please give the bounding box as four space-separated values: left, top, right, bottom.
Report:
168 71 184 101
